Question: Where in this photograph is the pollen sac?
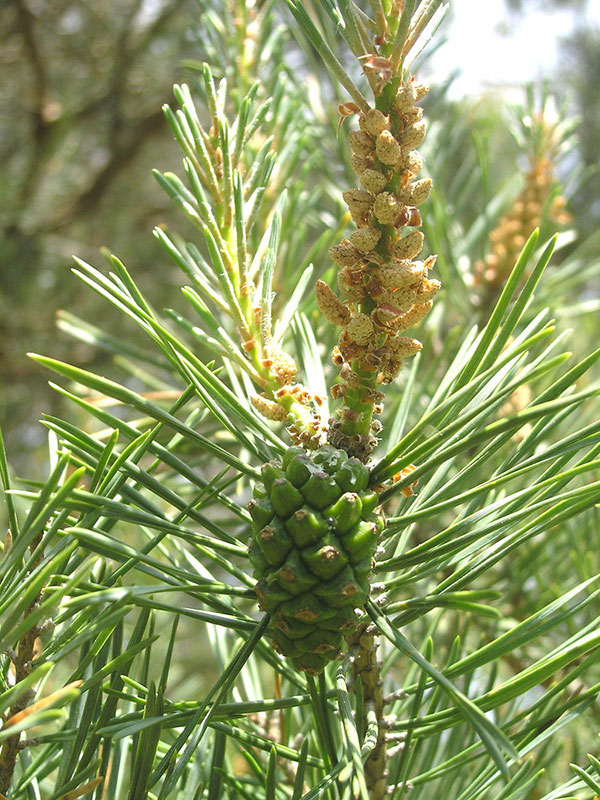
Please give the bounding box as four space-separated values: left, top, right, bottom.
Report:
349 152 372 176
343 189 374 224
345 313 375 345
338 268 367 302
249 447 384 674
360 169 388 194
373 192 402 225
388 230 425 260
250 395 288 422
375 287 419 314
402 150 423 177
350 226 381 254
363 108 390 136
380 339 422 381
414 82 429 101
376 260 425 290
394 81 417 113
416 278 442 303
393 300 434 332
381 360 402 383
315 280 351 326
404 106 424 125
376 130 403 166
387 336 423 359
398 121 427 150
329 240 364 267
349 129 375 155
398 178 432 207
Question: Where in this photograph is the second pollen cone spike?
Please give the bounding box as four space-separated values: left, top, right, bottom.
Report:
474 89 573 316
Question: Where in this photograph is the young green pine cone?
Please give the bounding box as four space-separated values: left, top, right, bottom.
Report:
248 446 384 674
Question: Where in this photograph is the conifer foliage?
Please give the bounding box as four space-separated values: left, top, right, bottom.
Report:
0 2 599 799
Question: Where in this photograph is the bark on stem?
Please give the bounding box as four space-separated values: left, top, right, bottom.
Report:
348 623 388 799
0 613 40 793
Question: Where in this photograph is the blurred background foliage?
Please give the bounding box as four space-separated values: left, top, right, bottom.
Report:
1 0 599 471
1 0 198 467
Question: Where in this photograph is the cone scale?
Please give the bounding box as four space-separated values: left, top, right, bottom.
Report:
248 446 384 673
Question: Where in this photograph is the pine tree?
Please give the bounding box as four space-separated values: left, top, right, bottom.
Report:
1 2 599 798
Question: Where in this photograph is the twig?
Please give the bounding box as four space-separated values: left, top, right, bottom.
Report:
348 623 388 800
0 616 41 792
0 514 48 793
13 0 54 217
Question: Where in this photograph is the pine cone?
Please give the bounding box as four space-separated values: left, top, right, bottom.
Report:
248 446 384 673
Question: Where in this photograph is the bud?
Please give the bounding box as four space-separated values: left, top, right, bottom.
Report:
349 130 375 155
272 350 298 385
329 240 364 267
315 280 351 326
388 230 424 260
359 169 388 194
398 121 427 150
363 108 390 136
350 226 381 254
414 82 429 101
373 192 401 225
345 313 375 345
376 130 402 166
251 394 288 421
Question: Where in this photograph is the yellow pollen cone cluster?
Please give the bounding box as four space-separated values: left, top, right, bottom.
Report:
252 347 326 447
475 145 570 295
